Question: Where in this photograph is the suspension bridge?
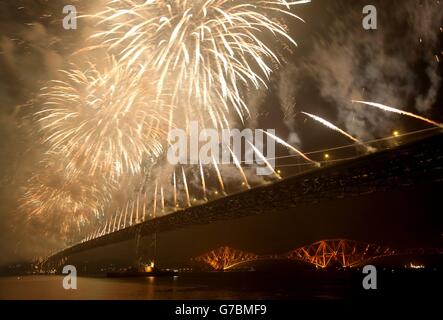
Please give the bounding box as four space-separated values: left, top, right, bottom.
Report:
40 130 443 271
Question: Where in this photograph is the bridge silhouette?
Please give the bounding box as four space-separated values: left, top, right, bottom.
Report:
41 132 443 270
193 240 443 270
193 240 395 270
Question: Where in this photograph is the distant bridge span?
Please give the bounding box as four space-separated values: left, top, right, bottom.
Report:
194 240 395 270
43 133 443 268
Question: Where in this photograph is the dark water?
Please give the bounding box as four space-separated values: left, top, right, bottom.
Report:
0 270 440 300
0 272 353 300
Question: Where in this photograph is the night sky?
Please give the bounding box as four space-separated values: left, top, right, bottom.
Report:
0 0 442 265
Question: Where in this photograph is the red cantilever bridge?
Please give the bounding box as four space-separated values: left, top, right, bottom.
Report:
194 240 443 270
41 131 443 271
194 240 395 270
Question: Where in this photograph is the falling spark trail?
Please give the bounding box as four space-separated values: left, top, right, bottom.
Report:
118 208 123 230
225 144 250 188
142 193 147 221
212 156 226 194
136 194 140 223
107 217 112 234
352 100 443 128
181 167 191 207
101 221 107 236
112 213 117 232
103 222 108 235
129 200 134 226
153 181 158 218
160 186 165 212
260 130 319 167
247 141 281 179
302 112 367 145
173 170 178 207
123 202 128 229
199 160 207 200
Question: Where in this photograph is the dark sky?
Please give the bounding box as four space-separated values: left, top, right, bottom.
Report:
0 0 442 265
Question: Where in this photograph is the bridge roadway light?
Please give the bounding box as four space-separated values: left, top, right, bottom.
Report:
324 153 330 160
393 130 400 137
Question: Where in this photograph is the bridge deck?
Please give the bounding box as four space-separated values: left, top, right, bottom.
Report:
45 132 443 263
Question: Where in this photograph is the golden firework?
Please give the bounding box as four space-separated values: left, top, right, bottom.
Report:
35 58 172 180
91 0 308 126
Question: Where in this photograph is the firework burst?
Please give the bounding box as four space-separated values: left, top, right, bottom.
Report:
35 58 172 180
19 155 115 238
91 0 309 126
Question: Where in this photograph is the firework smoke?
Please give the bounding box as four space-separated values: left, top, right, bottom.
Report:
277 0 443 140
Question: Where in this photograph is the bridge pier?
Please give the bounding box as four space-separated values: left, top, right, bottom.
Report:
135 227 157 269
